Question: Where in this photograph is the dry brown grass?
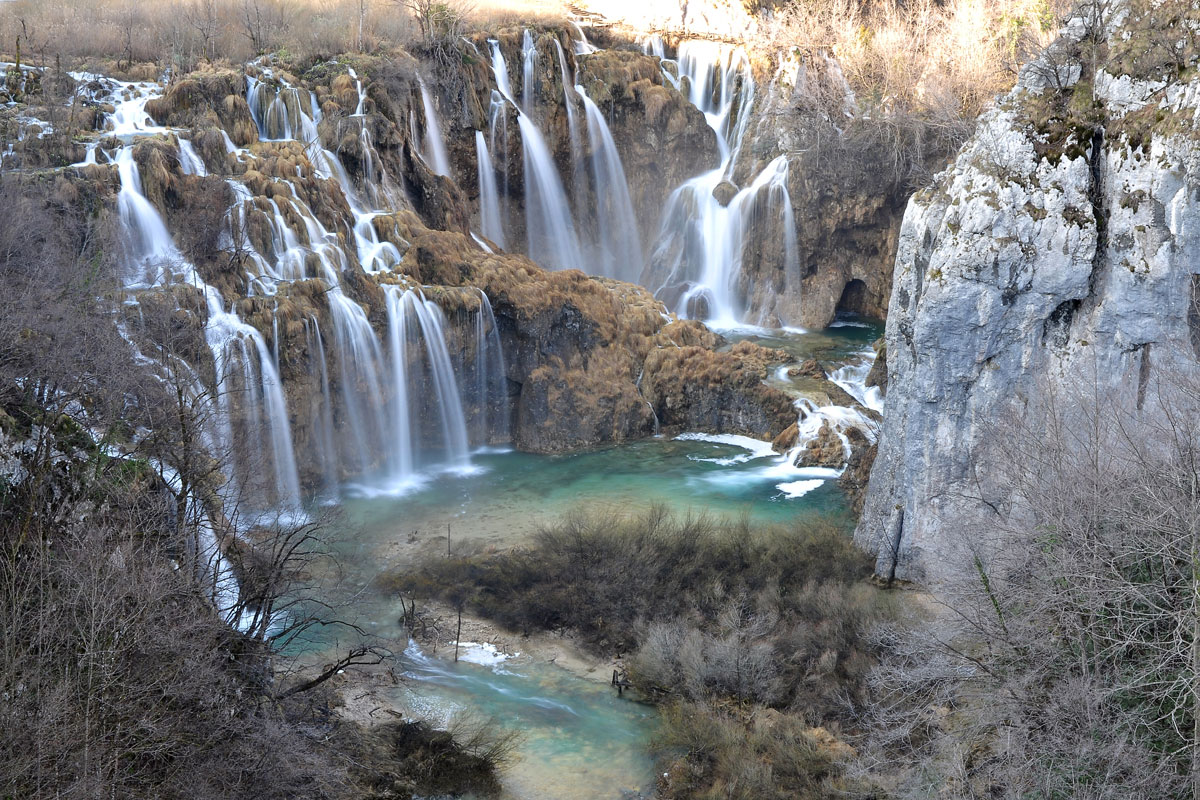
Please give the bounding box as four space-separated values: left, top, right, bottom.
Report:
765 0 1069 124
0 0 422 73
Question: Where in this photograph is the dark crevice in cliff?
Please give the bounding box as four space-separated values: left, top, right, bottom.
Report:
1136 343 1152 409
1042 298 1080 348
1086 126 1108 299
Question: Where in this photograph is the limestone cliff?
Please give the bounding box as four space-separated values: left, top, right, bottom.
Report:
856 11 1200 582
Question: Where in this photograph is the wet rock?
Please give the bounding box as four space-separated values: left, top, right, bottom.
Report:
865 339 887 393
712 179 738 206
794 422 845 468
771 422 798 452
788 358 826 380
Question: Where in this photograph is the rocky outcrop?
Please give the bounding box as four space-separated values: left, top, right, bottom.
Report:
642 340 796 439
856 15 1200 582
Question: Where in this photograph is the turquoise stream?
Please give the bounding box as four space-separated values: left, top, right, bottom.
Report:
304 319 880 800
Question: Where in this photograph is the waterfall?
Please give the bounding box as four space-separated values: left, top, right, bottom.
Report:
177 137 207 175
644 41 804 327
115 147 178 287
348 67 367 116
305 316 340 494
521 29 537 113
384 286 473 477
489 40 516 103
246 72 334 179
553 39 586 215
519 111 586 272
569 21 598 55
475 131 506 247
99 76 308 513
488 89 511 238
487 38 586 272
641 34 666 60
204 286 304 510
474 289 508 444
418 77 452 177
241 69 489 484
577 86 643 282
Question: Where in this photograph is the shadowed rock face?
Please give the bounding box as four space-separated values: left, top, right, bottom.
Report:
734 82 908 330
855 18 1200 583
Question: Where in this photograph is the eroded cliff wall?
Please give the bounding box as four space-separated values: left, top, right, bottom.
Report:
856 11 1200 582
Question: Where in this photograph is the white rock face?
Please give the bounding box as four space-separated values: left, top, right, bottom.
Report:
855 49 1200 582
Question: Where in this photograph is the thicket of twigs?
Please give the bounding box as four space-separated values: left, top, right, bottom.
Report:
386 509 899 797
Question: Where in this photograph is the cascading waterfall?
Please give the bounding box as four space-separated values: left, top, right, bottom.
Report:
488 89 511 237
640 34 666 61
553 39 587 229
177 137 207 176
100 77 305 515
384 286 473 478
204 285 304 510
418 78 452 177
475 130 506 247
570 21 598 55
473 289 509 444
348 67 367 116
92 36 828 509
304 316 340 495
239 68 501 489
518 111 587 272
641 41 803 327
488 37 587 272
116 147 178 287
521 29 537 113
577 86 643 282
472 33 799 322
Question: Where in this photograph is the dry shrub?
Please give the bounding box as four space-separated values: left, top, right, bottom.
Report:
390 507 896 721
654 701 858 800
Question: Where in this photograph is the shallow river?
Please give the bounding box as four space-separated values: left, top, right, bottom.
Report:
304 319 880 799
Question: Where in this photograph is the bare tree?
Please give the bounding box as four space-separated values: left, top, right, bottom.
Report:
240 0 293 55
185 0 224 63
857 362 1200 799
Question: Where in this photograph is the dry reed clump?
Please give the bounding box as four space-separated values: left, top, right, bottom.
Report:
765 0 1067 118
0 0 572 78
